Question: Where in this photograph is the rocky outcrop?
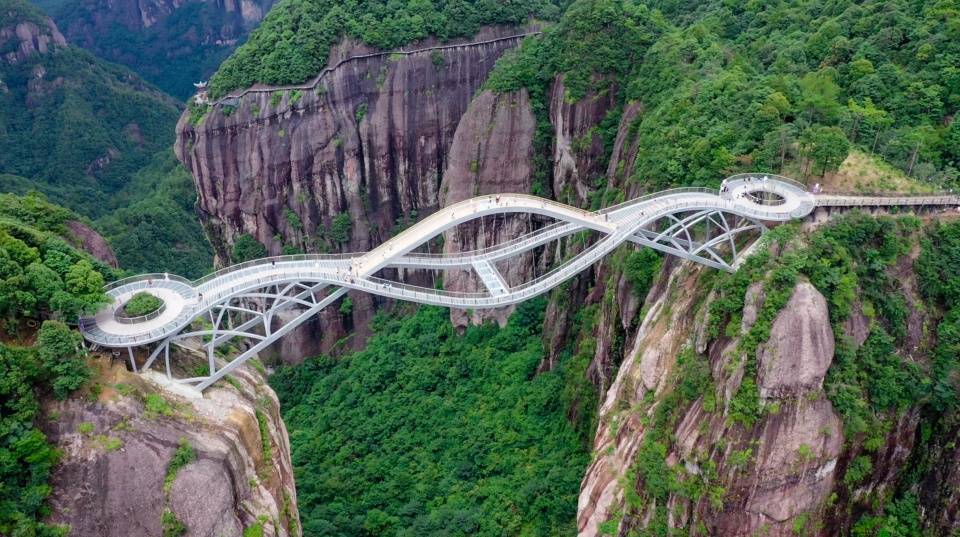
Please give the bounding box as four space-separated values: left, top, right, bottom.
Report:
757 283 834 399
0 17 65 64
176 27 528 357
550 75 618 206
66 219 118 267
43 354 300 536
578 260 706 535
440 88 537 327
578 270 844 537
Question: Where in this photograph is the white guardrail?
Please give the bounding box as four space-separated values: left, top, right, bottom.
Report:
80 176 959 348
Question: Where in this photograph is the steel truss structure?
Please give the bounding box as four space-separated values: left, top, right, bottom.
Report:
78 174 957 391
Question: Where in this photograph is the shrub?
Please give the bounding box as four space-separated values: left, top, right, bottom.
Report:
144 394 175 418
123 292 163 317
232 234 268 263
843 456 873 488
624 249 662 298
164 438 196 493
161 508 186 537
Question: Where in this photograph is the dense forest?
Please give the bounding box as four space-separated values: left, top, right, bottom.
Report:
1 0 959 533
271 301 594 536
485 0 958 191
0 0 179 215
0 193 112 536
207 0 563 97
218 0 960 533
43 0 275 99
705 214 960 535
0 0 213 277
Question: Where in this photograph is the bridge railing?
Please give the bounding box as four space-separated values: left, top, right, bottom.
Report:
815 194 960 206
115 302 168 325
192 253 355 289
726 173 809 191
105 273 195 292
84 178 827 346
399 187 719 260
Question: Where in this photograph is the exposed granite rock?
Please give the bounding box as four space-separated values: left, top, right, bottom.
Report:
579 272 843 537
43 355 300 536
0 18 65 64
919 421 960 533
66 219 118 267
757 282 834 399
550 75 617 206
440 88 536 327
842 299 871 347
176 27 527 358
578 261 706 535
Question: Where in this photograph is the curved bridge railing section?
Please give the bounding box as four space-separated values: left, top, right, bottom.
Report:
79 175 959 391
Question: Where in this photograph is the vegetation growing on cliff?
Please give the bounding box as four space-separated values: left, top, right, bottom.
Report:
0 0 213 278
487 0 959 193
208 0 564 97
702 214 960 533
708 214 935 433
0 192 115 323
0 194 113 534
271 301 592 536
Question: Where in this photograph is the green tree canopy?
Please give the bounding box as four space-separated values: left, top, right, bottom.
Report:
801 125 851 176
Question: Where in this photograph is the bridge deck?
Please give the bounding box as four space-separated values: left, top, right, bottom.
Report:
79 174 960 391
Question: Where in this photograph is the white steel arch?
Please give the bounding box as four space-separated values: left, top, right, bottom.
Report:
79 174 955 391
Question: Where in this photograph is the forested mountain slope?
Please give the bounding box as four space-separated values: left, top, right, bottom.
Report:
0 0 178 213
37 0 276 99
207 0 563 97
0 194 300 536
0 193 114 535
0 0 212 277
172 0 960 534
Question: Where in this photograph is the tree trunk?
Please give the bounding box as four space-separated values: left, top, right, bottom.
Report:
907 141 920 176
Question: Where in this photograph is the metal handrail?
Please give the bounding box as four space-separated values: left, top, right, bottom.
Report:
726 173 809 191
815 194 960 206
207 32 541 105
105 273 194 292
115 301 167 324
84 176 879 347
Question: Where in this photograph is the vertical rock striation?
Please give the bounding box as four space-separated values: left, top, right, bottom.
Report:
440 88 537 327
43 356 300 537
578 273 845 537
176 27 529 355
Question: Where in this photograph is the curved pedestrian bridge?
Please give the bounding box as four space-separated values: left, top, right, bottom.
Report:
79 174 958 390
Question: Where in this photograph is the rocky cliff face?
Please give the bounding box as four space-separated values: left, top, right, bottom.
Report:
573 236 960 536
176 27 529 354
43 354 300 536
577 263 844 536
440 88 537 327
170 18 960 534
65 219 118 267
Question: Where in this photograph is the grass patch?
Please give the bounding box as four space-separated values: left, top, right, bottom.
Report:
144 393 175 419
164 438 196 494
161 508 186 537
